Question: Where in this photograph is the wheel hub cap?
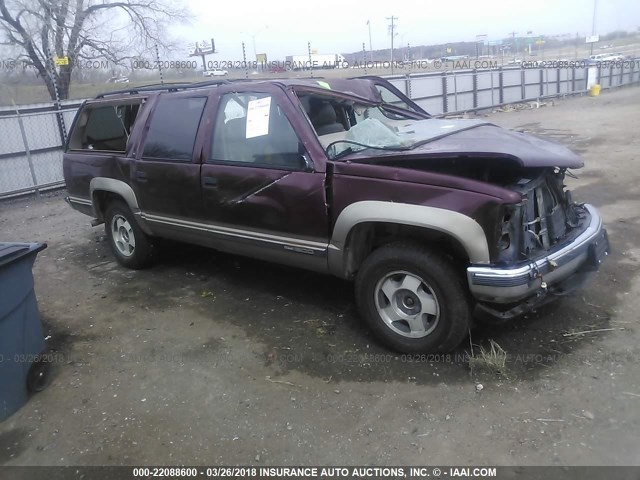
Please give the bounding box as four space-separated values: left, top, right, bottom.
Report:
111 214 136 257
374 271 440 338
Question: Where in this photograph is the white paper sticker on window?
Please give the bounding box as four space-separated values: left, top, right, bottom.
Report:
245 96 271 138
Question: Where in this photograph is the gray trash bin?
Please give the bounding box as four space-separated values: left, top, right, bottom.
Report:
0 242 49 422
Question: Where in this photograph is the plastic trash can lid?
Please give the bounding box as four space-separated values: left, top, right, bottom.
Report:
0 242 47 268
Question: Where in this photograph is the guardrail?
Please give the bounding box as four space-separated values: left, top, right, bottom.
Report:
1 61 639 199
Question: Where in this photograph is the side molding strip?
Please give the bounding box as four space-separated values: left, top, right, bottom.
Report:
140 212 328 253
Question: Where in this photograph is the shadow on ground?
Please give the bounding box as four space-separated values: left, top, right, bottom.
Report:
48 214 633 388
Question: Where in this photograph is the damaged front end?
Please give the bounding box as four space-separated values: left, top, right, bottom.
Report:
468 168 610 320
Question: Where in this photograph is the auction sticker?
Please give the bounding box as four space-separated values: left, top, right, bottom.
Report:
246 96 271 138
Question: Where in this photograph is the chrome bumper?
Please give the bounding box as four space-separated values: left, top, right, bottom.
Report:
467 204 609 303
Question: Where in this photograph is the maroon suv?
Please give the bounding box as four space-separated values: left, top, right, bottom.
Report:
63 76 609 353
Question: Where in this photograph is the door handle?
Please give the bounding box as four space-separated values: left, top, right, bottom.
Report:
136 171 148 182
202 176 218 188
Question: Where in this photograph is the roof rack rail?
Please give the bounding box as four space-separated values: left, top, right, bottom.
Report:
94 79 233 99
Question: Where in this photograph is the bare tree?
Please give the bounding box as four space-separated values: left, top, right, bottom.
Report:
0 0 188 100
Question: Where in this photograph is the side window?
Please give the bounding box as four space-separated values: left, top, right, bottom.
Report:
70 103 140 152
210 93 306 169
142 96 207 161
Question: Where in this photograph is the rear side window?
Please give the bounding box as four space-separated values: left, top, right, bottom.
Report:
142 97 207 161
69 102 141 152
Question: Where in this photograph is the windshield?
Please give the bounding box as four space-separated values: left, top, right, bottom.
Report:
299 93 485 161
324 111 415 159
316 100 455 159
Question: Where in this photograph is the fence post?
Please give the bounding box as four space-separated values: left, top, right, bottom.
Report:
12 101 40 198
520 68 526 101
405 74 412 99
46 48 68 145
155 44 164 84
242 42 248 79
362 43 368 76
539 69 544 97
441 71 448 114
490 68 495 106
556 68 561 94
571 67 576 93
472 69 478 109
608 64 613 87
453 73 459 112
619 64 623 86
498 67 504 104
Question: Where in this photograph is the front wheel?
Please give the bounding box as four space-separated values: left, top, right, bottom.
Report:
355 242 471 353
104 200 155 269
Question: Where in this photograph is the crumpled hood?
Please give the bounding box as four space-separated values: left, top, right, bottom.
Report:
352 119 585 169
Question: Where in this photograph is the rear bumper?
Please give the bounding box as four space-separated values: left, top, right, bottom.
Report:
467 204 609 303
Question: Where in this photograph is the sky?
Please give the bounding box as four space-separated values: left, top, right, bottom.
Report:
172 0 640 61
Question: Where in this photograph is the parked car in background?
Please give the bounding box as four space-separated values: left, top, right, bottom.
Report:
63 76 609 353
106 75 129 84
203 69 228 77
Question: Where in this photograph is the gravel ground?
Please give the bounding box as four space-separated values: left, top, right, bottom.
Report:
0 86 639 467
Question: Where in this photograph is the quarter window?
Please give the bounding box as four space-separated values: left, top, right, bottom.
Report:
143 96 207 161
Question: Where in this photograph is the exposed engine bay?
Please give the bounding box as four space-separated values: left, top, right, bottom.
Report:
371 157 587 264
496 168 585 263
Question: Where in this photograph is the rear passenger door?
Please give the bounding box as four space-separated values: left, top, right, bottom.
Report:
132 94 208 235
199 89 329 271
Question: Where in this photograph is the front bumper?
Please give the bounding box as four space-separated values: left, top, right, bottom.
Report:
467 204 609 303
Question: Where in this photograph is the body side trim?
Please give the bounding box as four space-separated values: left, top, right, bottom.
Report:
67 195 92 206
139 212 328 253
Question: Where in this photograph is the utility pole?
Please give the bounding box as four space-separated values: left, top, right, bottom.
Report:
509 31 518 61
590 0 598 56
367 20 373 62
387 15 398 74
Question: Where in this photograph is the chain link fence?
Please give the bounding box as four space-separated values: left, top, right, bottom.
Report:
0 100 80 198
1 61 639 199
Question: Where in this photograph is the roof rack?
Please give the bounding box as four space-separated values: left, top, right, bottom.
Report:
94 79 234 99
93 76 336 99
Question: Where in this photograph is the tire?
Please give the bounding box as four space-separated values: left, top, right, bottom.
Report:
355 242 471 353
104 200 155 269
27 356 51 393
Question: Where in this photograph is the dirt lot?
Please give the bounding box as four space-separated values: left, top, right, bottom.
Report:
0 86 639 467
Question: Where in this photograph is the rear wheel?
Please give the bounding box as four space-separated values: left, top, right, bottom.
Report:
104 200 155 269
355 242 471 353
